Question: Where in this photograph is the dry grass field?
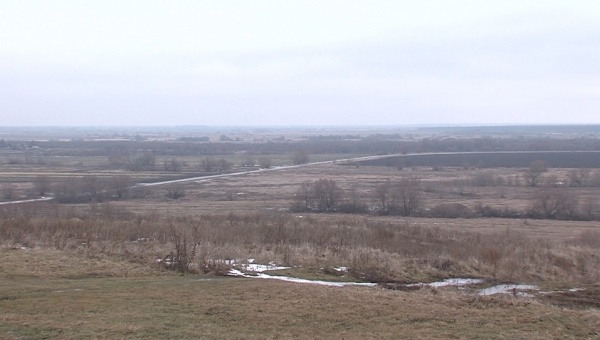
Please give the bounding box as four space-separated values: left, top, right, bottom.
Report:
2 249 600 339
2 128 600 338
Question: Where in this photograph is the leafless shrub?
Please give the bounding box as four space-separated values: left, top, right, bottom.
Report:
579 198 599 220
258 157 272 169
111 175 132 199
165 185 186 200
130 186 153 199
567 168 591 187
429 203 473 218
163 158 184 172
337 188 368 214
530 186 578 219
127 152 156 171
34 175 52 196
165 223 199 273
470 171 505 187
375 181 393 214
524 160 548 187
240 156 256 167
2 183 19 200
200 157 233 173
292 150 310 165
291 179 342 212
391 177 423 216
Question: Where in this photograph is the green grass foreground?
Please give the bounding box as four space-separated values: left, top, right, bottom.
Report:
1 251 599 339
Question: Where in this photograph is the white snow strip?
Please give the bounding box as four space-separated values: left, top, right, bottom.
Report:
428 278 484 287
334 267 349 272
479 284 538 296
228 270 377 287
242 263 290 272
406 278 484 288
52 289 83 293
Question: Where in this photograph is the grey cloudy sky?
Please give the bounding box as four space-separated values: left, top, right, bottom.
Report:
1 0 599 126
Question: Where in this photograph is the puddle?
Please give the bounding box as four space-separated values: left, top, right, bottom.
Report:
479 284 538 297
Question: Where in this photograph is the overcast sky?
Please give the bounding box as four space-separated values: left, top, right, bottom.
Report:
1 1 599 126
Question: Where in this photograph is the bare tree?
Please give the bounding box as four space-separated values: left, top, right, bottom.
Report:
127 152 156 171
375 181 392 214
314 179 342 212
338 187 367 213
200 158 233 173
218 159 233 172
291 179 341 212
111 175 132 199
82 175 102 199
396 157 405 171
580 197 599 219
392 177 423 216
292 150 310 165
241 156 256 167
200 157 217 172
525 160 547 187
107 151 129 168
291 181 314 212
567 168 591 187
531 186 577 219
164 159 184 172
258 157 272 169
54 177 84 203
33 175 51 196
166 184 186 199
2 183 18 200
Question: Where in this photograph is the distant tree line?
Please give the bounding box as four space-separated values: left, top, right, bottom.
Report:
13 136 600 158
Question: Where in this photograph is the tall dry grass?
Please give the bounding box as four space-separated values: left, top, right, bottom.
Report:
2 203 599 284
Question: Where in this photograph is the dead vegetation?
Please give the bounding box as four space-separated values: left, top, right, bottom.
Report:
3 128 600 337
2 204 600 286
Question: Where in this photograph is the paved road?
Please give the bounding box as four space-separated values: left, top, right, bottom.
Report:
134 153 400 187
0 153 402 205
0 197 54 206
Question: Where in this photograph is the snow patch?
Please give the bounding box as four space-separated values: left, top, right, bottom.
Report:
427 278 484 287
243 263 289 272
479 284 538 297
229 270 377 287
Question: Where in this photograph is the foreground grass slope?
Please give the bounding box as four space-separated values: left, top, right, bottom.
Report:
1 250 599 339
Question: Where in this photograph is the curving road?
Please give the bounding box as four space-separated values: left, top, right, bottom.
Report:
0 153 402 205
0 197 54 206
